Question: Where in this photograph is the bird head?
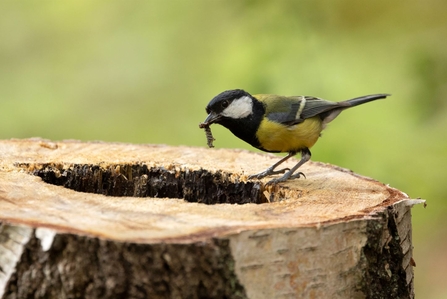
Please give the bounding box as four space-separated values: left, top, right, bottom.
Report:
202 89 254 126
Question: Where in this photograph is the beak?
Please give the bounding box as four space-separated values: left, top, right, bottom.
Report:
202 112 221 126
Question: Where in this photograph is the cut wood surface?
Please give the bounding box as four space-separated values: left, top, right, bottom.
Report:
0 138 423 299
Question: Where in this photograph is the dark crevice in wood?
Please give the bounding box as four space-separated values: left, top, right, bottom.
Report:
17 163 265 205
361 208 411 299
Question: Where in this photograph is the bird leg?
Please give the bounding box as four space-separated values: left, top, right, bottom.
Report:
248 151 296 180
265 148 311 185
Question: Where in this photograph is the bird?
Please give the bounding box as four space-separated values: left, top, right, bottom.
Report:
201 89 389 185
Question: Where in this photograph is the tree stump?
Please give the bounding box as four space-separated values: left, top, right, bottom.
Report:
0 139 423 299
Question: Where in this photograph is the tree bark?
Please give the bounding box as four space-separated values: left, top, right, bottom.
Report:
0 138 423 299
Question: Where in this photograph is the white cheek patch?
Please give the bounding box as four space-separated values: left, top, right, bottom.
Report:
221 96 253 119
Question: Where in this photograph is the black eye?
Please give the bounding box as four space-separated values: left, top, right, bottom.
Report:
221 100 229 108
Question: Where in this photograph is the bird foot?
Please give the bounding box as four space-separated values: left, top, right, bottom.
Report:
248 167 290 180
265 171 306 186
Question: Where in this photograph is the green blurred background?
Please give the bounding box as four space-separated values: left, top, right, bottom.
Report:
1 1 446 297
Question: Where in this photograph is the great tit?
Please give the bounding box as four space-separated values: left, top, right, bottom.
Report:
201 89 389 184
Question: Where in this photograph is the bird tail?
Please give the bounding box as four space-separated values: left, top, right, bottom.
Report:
344 94 390 107
321 93 390 127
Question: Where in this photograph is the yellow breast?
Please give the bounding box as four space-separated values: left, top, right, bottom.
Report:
256 116 323 152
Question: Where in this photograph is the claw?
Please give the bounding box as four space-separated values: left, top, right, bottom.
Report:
290 172 306 179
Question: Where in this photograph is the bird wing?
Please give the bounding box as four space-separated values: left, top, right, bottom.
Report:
255 95 345 126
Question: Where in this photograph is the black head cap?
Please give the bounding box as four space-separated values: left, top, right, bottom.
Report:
206 89 251 114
